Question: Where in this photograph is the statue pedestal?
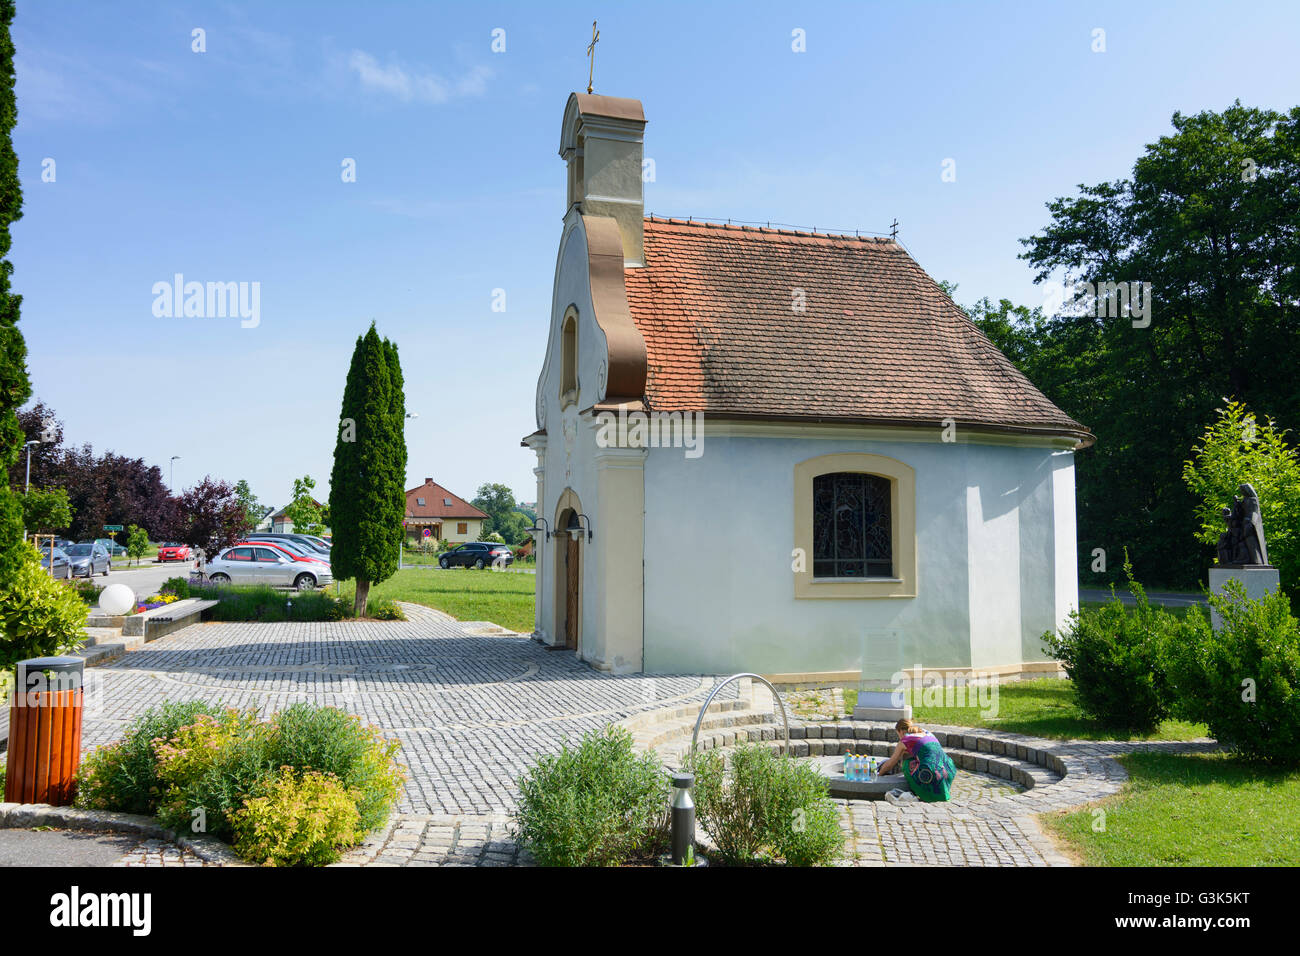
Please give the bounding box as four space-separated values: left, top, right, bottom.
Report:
1208 566 1280 630
852 689 912 722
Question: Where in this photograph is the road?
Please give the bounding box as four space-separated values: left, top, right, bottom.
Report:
1080 588 1206 607
94 559 197 601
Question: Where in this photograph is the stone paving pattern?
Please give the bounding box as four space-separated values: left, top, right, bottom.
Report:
70 606 1217 867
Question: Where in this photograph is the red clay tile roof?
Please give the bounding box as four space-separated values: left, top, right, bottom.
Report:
621 218 1091 444
404 480 488 521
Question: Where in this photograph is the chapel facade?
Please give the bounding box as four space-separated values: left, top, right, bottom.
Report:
522 93 1092 681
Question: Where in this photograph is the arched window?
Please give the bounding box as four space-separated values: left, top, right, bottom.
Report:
560 307 578 406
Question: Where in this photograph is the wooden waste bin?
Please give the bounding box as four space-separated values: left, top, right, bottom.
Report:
4 656 85 806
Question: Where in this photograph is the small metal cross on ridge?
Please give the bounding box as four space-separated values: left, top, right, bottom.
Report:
586 20 599 94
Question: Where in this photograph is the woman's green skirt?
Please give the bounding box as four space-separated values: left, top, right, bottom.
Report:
903 741 958 802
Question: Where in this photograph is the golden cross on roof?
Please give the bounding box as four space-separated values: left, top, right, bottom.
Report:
586 20 599 94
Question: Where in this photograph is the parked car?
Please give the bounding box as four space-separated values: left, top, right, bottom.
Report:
91 537 128 557
40 546 73 580
438 542 513 570
244 532 330 556
205 545 330 590
64 542 111 577
157 542 193 562
233 539 329 566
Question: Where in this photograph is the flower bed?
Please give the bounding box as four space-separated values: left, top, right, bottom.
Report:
160 577 404 622
76 700 406 866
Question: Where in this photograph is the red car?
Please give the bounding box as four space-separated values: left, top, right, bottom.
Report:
233 540 330 566
157 542 193 562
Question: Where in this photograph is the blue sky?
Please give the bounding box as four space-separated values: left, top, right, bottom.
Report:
11 1 1300 510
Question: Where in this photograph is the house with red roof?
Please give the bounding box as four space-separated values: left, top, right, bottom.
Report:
522 93 1091 679
403 478 489 545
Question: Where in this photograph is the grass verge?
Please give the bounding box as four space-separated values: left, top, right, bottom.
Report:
843 679 1207 742
334 567 535 632
1044 751 1300 866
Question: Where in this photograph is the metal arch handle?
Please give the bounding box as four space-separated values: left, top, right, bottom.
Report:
688 672 790 759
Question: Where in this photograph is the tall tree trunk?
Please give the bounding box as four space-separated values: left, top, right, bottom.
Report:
354 578 370 617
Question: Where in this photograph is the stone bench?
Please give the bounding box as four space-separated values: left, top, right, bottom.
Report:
122 598 219 639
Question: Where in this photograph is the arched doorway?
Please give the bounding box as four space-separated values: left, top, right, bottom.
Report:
554 492 583 653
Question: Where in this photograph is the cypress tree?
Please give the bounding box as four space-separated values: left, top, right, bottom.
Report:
329 322 407 614
0 0 32 578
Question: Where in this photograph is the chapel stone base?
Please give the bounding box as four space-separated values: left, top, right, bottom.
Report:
851 690 913 723
1208 565 1281 631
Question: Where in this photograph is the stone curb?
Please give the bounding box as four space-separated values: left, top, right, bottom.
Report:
624 698 1220 819
0 802 244 865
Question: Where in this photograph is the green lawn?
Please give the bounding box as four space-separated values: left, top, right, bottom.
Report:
337 567 536 633
844 679 1207 742
1045 751 1300 866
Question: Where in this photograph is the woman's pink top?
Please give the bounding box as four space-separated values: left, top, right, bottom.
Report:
902 732 938 756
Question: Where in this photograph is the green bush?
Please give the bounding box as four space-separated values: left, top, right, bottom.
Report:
152 709 277 841
232 769 361 866
72 580 104 605
159 579 399 622
0 543 89 668
366 598 405 620
1165 582 1300 766
266 703 405 832
76 700 220 815
77 701 405 864
513 726 671 866
689 744 844 866
1042 562 1177 732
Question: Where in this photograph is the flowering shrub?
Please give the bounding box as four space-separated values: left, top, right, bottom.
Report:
266 703 405 832
233 770 362 866
76 700 219 814
153 709 275 841
77 701 403 864
134 593 181 613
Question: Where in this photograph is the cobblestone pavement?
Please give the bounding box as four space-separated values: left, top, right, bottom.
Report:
111 837 214 867
78 609 1214 868
81 605 726 817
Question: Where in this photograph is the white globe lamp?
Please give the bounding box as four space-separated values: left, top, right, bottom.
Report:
98 583 136 616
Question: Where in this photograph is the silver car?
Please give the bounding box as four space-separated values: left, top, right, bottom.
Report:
205 545 330 590
40 546 74 580
64 542 111 577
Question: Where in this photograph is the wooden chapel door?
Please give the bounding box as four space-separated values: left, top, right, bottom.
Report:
565 535 579 650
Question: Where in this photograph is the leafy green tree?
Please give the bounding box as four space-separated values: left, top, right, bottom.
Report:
282 475 326 537
0 1 31 582
1183 401 1300 603
125 523 150 567
20 486 71 534
471 482 530 544
1006 102 1300 589
233 479 272 528
329 324 407 614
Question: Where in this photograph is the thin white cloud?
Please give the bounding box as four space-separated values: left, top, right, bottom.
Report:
347 50 490 104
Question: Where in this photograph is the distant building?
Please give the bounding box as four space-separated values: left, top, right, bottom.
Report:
261 500 325 535
404 478 489 544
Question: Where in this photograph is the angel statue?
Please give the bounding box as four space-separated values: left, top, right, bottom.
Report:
1216 483 1270 567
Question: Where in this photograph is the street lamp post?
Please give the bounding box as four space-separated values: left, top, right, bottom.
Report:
24 440 39 493
398 413 418 570
170 455 181 492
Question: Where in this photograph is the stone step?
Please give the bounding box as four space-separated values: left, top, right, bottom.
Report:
670 721 1063 791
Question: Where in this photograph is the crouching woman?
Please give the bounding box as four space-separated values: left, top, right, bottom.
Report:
877 718 958 802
